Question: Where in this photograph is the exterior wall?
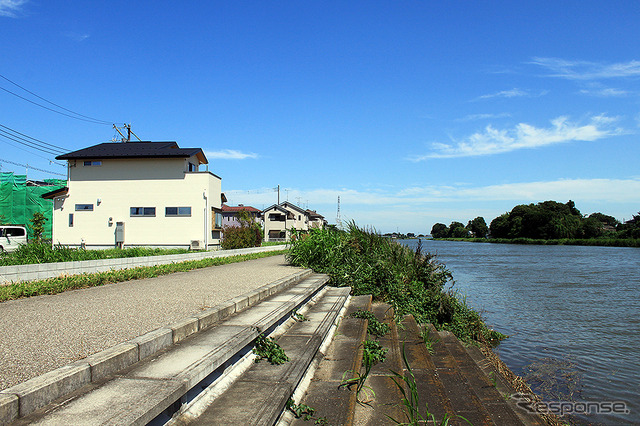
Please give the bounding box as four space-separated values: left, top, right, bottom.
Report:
263 204 309 241
51 157 222 248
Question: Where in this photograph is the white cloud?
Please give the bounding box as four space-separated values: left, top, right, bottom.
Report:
206 149 258 160
410 115 622 160
531 57 640 80
0 0 27 17
456 113 511 122
579 87 629 97
475 88 528 100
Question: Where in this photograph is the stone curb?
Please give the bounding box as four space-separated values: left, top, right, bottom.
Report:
0 245 286 285
0 268 312 425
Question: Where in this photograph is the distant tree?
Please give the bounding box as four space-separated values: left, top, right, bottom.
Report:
489 213 510 238
467 217 488 238
29 212 47 243
449 221 468 238
588 212 619 228
221 209 263 249
579 216 604 239
430 223 448 239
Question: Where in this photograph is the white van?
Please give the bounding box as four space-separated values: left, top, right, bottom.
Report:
0 226 27 252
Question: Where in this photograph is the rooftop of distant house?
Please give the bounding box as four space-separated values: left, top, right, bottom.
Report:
221 204 261 213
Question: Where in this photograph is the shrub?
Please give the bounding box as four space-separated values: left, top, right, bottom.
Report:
221 210 263 249
287 221 504 344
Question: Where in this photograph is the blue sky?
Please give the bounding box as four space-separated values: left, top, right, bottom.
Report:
1 1 639 233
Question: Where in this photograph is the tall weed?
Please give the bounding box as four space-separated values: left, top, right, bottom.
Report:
287 222 504 344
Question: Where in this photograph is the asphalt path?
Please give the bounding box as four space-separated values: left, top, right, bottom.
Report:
0 254 305 390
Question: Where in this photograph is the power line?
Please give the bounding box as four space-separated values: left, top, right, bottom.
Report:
0 124 67 152
0 134 66 166
0 158 66 177
0 73 114 125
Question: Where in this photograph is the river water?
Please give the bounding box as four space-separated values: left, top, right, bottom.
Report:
399 239 639 425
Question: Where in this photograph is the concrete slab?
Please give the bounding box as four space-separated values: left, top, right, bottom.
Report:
129 328 173 361
1 362 91 417
84 342 138 382
15 377 187 426
131 325 256 388
0 393 18 425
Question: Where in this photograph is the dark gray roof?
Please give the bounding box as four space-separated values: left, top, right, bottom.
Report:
56 141 208 164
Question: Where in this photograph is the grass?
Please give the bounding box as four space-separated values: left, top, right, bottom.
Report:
350 309 390 337
340 339 388 402
0 241 192 266
287 222 505 345
0 250 287 302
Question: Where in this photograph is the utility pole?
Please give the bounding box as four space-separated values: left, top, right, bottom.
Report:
276 185 280 204
336 196 341 229
112 124 142 142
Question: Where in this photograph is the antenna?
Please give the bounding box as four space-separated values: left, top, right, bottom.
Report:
336 196 341 228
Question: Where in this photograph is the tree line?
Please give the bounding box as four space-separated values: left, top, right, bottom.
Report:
430 200 640 240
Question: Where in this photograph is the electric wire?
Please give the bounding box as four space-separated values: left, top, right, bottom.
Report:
0 73 113 125
0 124 67 155
0 135 66 166
0 128 65 157
0 158 66 177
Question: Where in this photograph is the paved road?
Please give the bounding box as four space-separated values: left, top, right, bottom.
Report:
0 254 305 390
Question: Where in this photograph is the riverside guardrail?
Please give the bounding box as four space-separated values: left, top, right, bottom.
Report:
0 245 286 285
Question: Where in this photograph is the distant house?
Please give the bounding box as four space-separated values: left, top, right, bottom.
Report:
221 204 262 228
306 209 327 229
43 141 224 250
262 202 311 241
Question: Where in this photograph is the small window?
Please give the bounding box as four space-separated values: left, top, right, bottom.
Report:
83 161 102 166
69 214 74 227
215 212 223 228
2 227 26 237
130 207 156 217
165 207 191 217
75 204 94 211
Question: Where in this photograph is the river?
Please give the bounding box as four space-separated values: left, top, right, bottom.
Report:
399 239 639 425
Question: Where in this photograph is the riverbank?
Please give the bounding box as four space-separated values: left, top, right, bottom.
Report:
432 237 640 247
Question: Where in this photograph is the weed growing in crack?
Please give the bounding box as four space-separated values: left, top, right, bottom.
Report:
252 334 289 365
286 399 328 424
340 339 388 402
388 343 472 426
350 309 390 338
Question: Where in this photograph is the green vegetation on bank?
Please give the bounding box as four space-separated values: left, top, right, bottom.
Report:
433 237 640 247
221 209 263 249
0 241 191 266
0 250 287 302
286 222 504 345
431 200 640 246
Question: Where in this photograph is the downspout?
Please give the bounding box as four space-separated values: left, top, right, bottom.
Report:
203 189 208 250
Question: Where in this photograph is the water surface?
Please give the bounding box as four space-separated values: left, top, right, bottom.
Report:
400 239 639 425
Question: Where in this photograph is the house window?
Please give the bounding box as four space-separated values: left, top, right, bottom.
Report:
215 212 223 228
188 162 197 172
83 161 102 166
69 214 73 227
130 207 156 217
269 213 284 222
75 204 94 211
165 207 192 217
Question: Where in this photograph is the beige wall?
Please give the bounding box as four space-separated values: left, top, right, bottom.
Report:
52 157 222 248
262 204 310 241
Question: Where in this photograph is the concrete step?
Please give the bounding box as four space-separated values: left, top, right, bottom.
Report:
464 344 546 426
8 271 329 426
183 286 352 425
285 294 372 426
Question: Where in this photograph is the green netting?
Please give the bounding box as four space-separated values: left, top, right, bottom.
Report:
0 172 67 239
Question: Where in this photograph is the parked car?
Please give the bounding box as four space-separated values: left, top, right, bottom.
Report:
0 226 27 252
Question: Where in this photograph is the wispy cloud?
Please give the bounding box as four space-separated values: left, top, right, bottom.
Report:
474 88 528 100
456 113 511 122
206 149 258 160
0 0 27 17
579 87 629 97
531 57 640 80
410 115 622 160
64 32 90 42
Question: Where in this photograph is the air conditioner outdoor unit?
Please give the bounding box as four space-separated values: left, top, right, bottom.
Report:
190 240 203 250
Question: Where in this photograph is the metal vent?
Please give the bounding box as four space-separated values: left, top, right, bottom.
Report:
190 240 202 250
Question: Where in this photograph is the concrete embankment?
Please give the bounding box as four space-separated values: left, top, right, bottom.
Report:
0 253 302 391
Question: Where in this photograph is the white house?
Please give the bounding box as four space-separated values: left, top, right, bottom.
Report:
262 202 321 241
43 141 224 250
